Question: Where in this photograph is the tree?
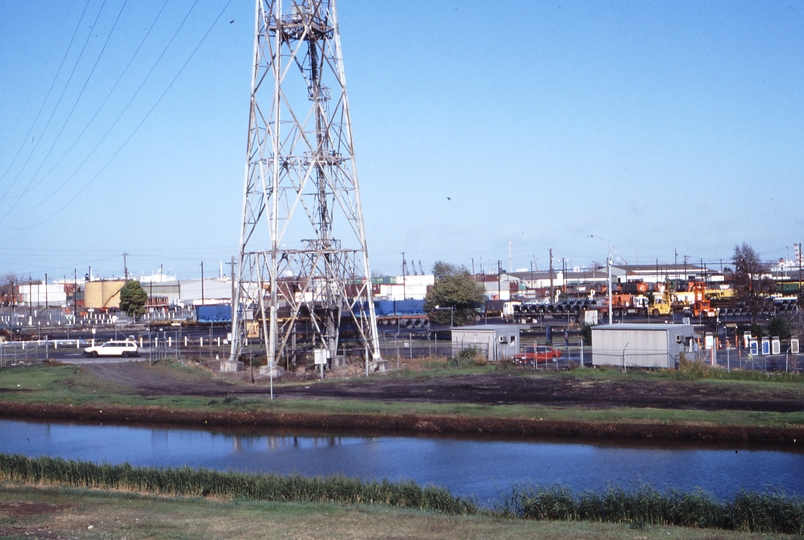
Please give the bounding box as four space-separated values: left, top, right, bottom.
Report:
732 243 773 324
767 316 791 340
119 280 148 321
0 273 16 306
423 262 486 326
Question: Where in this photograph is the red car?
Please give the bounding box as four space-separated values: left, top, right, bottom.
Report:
513 345 562 365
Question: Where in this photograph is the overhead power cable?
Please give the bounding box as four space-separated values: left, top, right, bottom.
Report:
1 0 128 219
6 0 234 230
0 0 109 207
0 0 93 198
10 0 170 215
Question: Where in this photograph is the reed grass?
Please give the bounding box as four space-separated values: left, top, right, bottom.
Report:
0 453 476 515
502 484 804 534
2 453 802 533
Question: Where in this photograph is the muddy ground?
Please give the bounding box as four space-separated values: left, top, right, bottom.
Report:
81 361 804 413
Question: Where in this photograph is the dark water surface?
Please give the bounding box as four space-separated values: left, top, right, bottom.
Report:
2 419 802 506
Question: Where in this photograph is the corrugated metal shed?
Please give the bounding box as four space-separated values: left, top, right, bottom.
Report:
591 323 694 369
451 325 520 362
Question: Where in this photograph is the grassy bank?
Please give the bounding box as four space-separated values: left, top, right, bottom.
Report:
2 363 803 429
4 485 791 540
1 455 803 536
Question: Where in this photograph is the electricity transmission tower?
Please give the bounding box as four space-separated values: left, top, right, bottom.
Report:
224 0 382 374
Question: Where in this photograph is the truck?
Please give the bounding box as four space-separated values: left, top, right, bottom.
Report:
598 294 649 317
690 282 717 318
649 291 673 316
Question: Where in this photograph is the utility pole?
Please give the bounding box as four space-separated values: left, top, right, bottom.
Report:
674 249 678 281
200 262 205 306
498 260 502 300
401 252 407 300
549 249 554 303
44 273 48 309
73 269 77 324
123 253 129 281
589 235 612 325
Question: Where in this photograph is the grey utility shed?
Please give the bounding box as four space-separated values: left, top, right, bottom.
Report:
451 325 520 362
591 323 694 369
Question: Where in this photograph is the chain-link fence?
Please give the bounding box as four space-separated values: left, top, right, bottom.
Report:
0 339 86 366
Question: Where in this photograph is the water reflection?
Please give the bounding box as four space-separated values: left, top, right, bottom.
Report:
1 418 802 506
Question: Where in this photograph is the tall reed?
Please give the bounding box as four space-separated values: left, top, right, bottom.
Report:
0 453 476 515
503 484 804 534
3 453 802 533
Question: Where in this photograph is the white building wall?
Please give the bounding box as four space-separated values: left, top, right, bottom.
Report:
451 325 520 361
592 324 693 369
19 284 67 306
377 275 434 300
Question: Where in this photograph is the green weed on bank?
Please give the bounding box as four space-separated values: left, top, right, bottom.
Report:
502 484 804 535
2 454 803 534
0 453 476 515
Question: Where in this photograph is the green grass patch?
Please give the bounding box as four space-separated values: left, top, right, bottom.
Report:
3 484 781 540
1 363 803 430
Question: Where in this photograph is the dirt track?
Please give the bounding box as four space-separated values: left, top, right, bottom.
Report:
83 362 804 413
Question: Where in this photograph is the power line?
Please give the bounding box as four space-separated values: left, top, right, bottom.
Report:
9 0 170 215
1 0 128 219
0 0 93 197
2 0 233 227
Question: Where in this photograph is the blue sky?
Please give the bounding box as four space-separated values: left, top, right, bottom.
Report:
0 1 802 281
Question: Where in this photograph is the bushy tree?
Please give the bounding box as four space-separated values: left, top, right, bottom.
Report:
732 243 773 324
767 316 791 340
119 280 148 321
424 262 485 326
580 324 592 346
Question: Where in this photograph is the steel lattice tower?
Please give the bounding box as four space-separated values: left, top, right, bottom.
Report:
224 0 381 374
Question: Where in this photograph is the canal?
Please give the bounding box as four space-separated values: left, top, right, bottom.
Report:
2 419 802 506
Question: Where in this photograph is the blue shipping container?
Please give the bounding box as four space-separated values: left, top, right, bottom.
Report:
195 304 232 323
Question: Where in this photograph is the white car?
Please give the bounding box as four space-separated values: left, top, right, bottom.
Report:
84 340 139 358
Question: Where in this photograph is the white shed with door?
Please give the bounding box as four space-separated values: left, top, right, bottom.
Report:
591 323 694 369
451 325 520 362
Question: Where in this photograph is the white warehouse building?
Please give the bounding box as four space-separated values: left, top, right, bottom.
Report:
591 323 695 369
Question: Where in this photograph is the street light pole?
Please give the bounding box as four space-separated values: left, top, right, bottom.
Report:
589 234 613 325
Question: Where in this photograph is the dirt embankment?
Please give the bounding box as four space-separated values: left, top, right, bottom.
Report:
2 400 803 446
2 362 803 445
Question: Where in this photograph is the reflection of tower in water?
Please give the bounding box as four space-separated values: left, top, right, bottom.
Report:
225 0 382 375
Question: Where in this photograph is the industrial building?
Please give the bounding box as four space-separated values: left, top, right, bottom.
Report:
591 323 695 369
451 325 520 362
